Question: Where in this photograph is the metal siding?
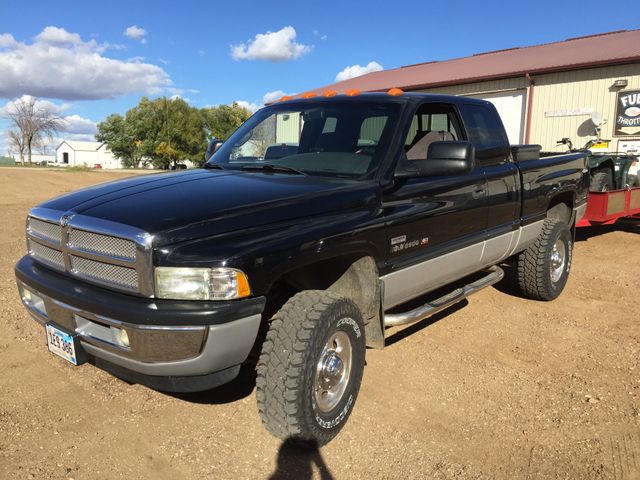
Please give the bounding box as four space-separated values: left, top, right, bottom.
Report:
360 117 388 143
276 113 301 144
529 64 640 150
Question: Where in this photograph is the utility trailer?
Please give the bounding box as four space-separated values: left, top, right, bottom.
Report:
577 186 640 227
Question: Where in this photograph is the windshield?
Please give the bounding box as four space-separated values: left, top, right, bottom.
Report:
207 101 401 178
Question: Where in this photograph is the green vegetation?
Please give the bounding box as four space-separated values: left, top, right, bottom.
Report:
96 97 252 169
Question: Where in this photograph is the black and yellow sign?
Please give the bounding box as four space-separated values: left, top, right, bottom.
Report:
615 89 640 136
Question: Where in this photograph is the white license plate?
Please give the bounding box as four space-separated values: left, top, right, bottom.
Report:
45 324 78 365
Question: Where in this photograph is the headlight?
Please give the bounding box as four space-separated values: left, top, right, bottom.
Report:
154 267 251 300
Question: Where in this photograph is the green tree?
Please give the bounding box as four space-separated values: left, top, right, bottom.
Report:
97 96 209 169
96 114 146 168
200 102 252 141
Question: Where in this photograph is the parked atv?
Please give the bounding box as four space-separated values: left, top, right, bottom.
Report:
544 138 639 192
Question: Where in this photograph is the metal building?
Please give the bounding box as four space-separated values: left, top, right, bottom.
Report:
307 30 640 153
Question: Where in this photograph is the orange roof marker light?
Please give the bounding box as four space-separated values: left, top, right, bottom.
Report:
279 95 293 102
322 90 338 97
345 89 361 96
302 92 317 99
387 88 404 96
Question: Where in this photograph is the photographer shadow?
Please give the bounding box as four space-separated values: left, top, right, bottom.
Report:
269 438 334 480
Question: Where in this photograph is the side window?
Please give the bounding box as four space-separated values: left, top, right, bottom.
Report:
459 104 508 151
404 104 463 160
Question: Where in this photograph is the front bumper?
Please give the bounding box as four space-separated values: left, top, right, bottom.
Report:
15 256 265 391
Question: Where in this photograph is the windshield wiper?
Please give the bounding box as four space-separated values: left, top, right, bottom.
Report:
203 163 224 170
241 164 307 176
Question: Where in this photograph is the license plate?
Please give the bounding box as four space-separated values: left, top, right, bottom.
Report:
46 324 78 365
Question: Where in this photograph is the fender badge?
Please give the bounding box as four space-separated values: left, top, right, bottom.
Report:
391 235 406 245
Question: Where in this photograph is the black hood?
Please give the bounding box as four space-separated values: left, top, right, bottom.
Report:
39 169 378 246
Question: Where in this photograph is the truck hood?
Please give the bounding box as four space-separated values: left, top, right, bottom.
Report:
39 169 379 246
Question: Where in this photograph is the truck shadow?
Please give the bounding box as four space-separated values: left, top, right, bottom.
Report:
384 300 469 347
268 438 335 480
575 219 640 242
172 364 257 405
490 262 522 298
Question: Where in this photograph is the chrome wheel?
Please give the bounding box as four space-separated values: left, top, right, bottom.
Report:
550 239 566 283
314 328 352 413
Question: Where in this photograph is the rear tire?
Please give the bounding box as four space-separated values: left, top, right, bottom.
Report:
590 171 613 192
256 290 366 446
517 219 572 301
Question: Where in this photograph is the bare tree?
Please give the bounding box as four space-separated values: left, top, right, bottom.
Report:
5 96 63 165
7 130 26 164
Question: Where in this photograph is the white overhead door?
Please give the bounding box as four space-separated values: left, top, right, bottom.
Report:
469 91 526 145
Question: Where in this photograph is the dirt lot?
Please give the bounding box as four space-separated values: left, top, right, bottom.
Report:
0 168 638 480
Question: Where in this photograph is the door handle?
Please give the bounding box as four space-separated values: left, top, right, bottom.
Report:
472 187 486 199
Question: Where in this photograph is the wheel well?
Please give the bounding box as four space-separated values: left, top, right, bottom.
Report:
259 255 383 349
547 194 573 225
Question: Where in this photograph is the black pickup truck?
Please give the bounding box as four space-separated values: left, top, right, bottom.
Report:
15 93 588 445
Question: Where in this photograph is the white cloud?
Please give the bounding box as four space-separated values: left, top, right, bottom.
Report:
235 100 260 113
0 33 17 48
124 25 147 41
262 90 295 104
335 61 383 82
61 114 97 135
37 26 82 45
313 30 327 41
0 26 171 100
231 26 311 62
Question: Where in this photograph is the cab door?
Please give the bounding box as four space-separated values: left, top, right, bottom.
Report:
381 102 488 308
458 102 519 265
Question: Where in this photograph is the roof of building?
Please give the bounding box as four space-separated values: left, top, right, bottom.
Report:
57 140 104 151
305 29 640 96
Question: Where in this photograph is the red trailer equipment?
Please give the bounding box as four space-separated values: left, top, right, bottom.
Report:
577 187 640 227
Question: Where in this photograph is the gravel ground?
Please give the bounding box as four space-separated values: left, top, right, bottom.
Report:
0 169 638 480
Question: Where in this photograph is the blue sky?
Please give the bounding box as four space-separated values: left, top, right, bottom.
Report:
0 0 638 155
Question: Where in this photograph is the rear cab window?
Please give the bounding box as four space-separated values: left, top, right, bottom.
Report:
459 103 510 165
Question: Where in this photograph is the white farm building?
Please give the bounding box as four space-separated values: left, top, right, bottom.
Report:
55 141 122 169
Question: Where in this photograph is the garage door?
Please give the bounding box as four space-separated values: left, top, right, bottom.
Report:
469 91 526 145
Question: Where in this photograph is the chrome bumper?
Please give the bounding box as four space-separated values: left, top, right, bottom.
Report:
17 279 261 377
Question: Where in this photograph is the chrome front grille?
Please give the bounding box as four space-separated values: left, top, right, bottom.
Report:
70 255 139 290
68 229 137 260
27 239 65 270
26 208 153 297
27 217 62 244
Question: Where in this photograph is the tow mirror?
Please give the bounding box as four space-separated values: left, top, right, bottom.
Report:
396 141 475 178
204 138 224 162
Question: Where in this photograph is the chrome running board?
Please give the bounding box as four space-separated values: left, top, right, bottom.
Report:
383 265 504 328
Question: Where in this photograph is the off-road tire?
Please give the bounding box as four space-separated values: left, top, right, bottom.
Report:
517 218 572 301
590 171 613 192
256 290 365 446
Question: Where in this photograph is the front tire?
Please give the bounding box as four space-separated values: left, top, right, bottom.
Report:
256 290 366 446
517 218 573 301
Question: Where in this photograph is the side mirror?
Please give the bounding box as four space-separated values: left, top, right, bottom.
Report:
396 141 475 178
204 138 224 162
